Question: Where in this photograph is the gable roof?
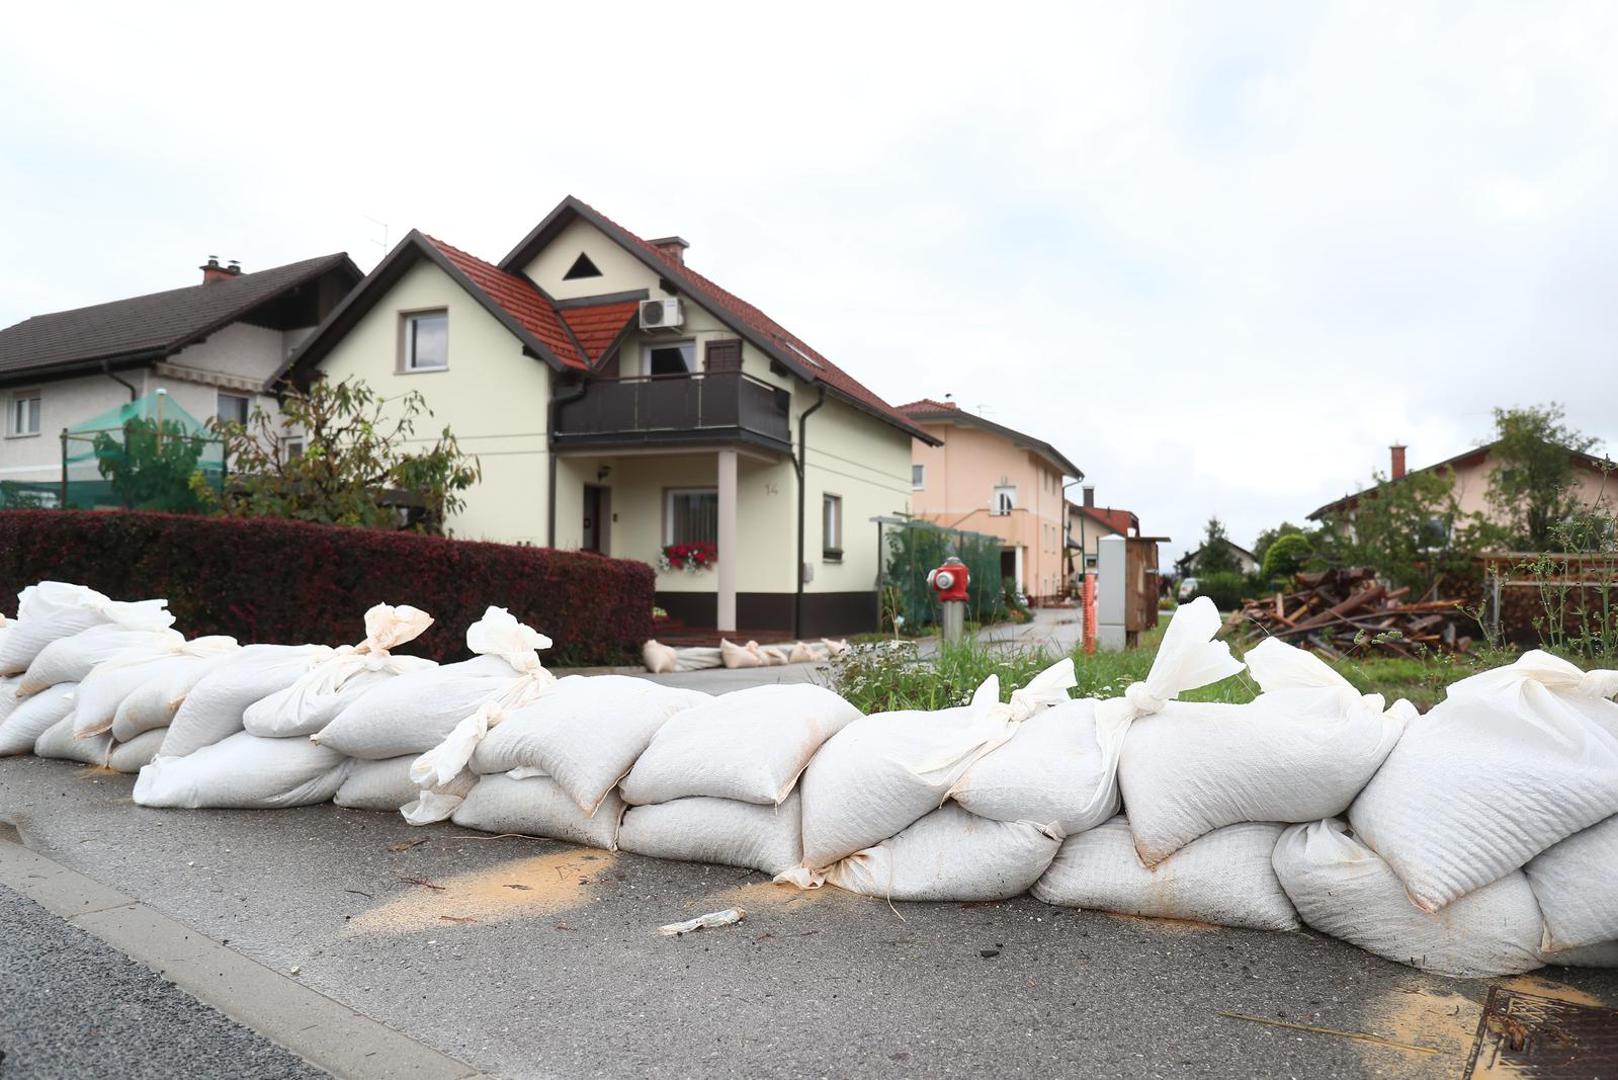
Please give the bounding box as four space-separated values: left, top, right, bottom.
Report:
0 253 358 385
1176 541 1258 570
1307 438 1617 520
559 300 639 364
499 196 937 444
278 231 589 384
1069 502 1138 537
898 399 1083 479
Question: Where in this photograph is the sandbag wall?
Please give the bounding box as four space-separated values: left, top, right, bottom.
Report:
3 584 1616 980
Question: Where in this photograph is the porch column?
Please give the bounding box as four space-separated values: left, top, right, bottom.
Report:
717 448 738 633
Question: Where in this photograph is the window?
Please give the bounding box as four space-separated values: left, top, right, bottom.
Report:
992 484 1016 515
283 437 304 461
402 311 448 371
645 341 695 377
9 391 41 436
912 464 925 490
823 494 843 559
563 252 603 280
665 487 718 546
217 392 251 426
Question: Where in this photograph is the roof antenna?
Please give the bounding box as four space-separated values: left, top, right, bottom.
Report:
362 215 390 255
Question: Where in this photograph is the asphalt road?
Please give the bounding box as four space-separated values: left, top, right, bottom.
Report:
0 880 329 1079
2 755 1614 1080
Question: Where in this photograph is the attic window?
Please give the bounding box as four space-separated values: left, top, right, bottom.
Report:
563 253 602 280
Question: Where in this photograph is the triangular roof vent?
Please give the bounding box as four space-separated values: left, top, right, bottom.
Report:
563 252 602 280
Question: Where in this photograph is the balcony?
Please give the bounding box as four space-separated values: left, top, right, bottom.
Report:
552 372 793 453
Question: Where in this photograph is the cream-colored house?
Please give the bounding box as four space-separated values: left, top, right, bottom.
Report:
899 398 1082 604
0 255 358 503
1067 488 1141 576
282 196 933 637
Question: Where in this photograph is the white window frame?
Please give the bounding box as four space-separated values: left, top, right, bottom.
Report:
822 493 843 560
8 389 41 437
401 310 449 372
216 391 252 426
642 339 696 377
912 464 925 490
992 484 1016 516
664 486 719 546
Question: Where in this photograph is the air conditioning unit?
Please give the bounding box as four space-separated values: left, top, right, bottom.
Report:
639 298 683 331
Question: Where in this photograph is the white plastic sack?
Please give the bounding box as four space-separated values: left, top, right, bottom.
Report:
243 604 436 738
1033 817 1299 932
720 639 766 669
1522 812 1618 957
109 649 239 742
794 658 1076 878
642 640 677 674
469 675 710 812
449 772 622 849
0 682 78 756
34 714 112 766
160 644 332 760
134 732 350 809
332 756 477 813
619 794 803 876
1272 819 1544 977
73 637 238 738
621 684 861 806
0 583 173 675
18 622 185 698
819 804 1061 902
949 700 1116 836
1120 637 1410 866
107 728 167 774
0 676 20 727
1349 650 1618 913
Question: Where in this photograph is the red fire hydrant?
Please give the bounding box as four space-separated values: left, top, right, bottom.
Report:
927 557 971 642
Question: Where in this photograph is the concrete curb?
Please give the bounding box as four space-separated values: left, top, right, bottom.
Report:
0 833 488 1080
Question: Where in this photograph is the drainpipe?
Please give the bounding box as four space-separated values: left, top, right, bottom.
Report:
546 377 590 548
102 361 139 402
792 386 827 639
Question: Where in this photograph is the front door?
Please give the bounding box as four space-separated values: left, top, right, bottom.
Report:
582 485 608 553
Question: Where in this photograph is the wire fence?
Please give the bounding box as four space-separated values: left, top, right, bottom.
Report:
876 516 1009 630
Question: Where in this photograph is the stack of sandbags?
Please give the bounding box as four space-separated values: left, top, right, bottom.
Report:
1313 650 1618 974
0 583 171 677
1 683 81 758
321 607 556 823
452 675 710 846
157 643 334 760
616 684 859 875
69 636 240 773
135 606 435 811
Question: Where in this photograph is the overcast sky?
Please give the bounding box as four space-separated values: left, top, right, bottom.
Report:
4 2 1615 560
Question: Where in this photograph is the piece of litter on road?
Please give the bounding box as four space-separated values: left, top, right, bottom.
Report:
658 908 746 937
290 965 301 975
388 838 428 853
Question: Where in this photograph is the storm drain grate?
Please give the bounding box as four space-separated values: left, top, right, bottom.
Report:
1464 987 1618 1079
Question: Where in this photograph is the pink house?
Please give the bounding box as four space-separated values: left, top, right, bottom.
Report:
900 398 1082 604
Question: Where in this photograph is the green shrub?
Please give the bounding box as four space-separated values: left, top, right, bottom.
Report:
1261 531 1313 581
1192 570 1249 612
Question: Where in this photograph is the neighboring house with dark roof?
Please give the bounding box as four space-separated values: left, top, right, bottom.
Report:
1067 487 1142 574
898 398 1082 603
0 254 360 499
282 196 932 637
1174 540 1260 578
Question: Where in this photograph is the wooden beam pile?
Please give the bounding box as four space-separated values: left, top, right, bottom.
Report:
1225 568 1471 658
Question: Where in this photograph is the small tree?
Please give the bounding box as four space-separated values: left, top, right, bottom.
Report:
1197 516 1240 575
209 377 480 533
1487 404 1605 551
1260 531 1314 582
1253 521 1310 568
94 418 209 513
1317 468 1500 598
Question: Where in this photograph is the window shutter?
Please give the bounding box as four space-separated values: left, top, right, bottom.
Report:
704 338 742 373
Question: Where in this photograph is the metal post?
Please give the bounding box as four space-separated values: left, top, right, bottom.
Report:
1082 573 1097 655
59 428 69 509
941 599 965 645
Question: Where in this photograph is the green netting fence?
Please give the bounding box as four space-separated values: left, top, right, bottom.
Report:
0 391 225 511
876 516 1009 630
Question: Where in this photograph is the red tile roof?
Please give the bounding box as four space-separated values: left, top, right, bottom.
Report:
1072 504 1137 536
424 236 586 370
896 398 960 413
560 301 638 365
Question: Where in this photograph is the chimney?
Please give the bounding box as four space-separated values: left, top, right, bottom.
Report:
1082 485 1095 508
200 256 242 284
646 236 689 265
1390 444 1407 480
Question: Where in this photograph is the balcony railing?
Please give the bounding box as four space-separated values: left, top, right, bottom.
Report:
553 372 792 451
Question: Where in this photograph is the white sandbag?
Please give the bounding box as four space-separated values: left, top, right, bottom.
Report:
1548 941 1618 968
619 793 803 876
317 607 551 761
243 605 436 738
621 684 861 806
1121 638 1411 866
642 640 677 674
1523 813 1618 957
819 804 1061 901
0 583 172 675
34 714 112 765
1272 818 1543 977
18 621 185 698
107 728 167 774
449 772 622 849
720 639 765 669
949 700 1116 835
73 637 238 738
110 648 244 743
0 675 20 727
1349 650 1618 913
134 732 350 809
793 658 1076 880
0 682 79 756
160 644 332 760
332 756 477 813
1033 817 1299 932
469 675 710 812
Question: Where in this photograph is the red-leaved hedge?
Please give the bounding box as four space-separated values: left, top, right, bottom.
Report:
0 510 653 665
